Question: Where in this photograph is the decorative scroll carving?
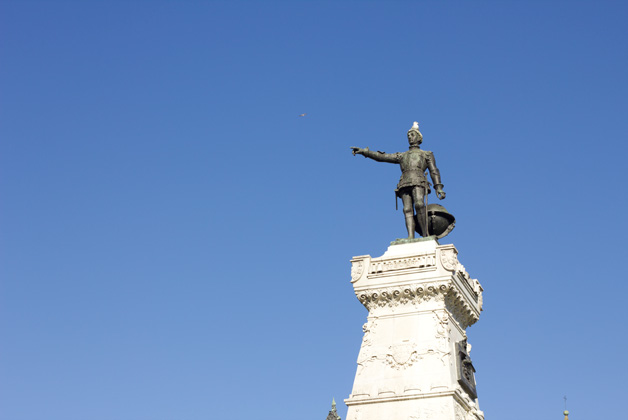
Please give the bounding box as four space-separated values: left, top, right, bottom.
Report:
355 279 480 328
356 282 453 311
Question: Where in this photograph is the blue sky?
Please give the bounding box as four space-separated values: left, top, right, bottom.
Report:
1 1 627 419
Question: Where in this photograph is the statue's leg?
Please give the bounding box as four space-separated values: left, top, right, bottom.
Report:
401 192 415 238
412 187 427 237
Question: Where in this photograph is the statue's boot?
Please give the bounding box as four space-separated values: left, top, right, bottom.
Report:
416 211 428 237
405 215 415 239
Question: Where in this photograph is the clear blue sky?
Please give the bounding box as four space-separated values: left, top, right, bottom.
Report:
1 1 627 419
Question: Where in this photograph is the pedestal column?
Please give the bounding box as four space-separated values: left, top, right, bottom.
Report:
346 239 484 420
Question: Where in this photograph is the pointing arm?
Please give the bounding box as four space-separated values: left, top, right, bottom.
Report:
352 147 402 163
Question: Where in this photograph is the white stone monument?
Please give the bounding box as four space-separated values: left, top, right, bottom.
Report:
345 239 484 420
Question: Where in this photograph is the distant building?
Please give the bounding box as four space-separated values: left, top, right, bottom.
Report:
326 399 341 420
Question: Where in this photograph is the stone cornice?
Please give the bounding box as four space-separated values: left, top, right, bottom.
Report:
356 281 451 310
354 280 480 328
445 286 480 329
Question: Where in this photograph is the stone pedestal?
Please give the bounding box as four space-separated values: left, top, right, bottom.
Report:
346 240 484 420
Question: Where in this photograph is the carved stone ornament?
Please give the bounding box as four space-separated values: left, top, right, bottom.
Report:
440 248 458 271
357 281 453 311
455 402 469 420
351 259 365 282
355 279 480 327
445 290 480 329
433 310 450 345
368 254 436 274
385 342 420 370
362 318 377 346
456 340 478 399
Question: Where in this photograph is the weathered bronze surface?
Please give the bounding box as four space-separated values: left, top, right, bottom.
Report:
351 122 454 239
424 203 456 239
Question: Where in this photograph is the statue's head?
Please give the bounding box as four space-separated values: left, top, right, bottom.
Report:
407 121 423 147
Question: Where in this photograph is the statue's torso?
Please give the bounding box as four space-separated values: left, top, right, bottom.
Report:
397 149 430 191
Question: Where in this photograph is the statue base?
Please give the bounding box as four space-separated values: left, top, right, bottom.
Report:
390 236 438 246
347 239 484 420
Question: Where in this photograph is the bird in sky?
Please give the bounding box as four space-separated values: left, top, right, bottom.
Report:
299 113 307 117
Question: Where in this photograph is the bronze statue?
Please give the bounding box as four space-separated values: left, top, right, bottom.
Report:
351 122 448 239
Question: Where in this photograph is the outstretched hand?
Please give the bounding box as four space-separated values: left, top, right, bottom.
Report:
351 147 363 156
436 189 446 200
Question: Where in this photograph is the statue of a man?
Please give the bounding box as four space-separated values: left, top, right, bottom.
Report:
351 122 446 239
